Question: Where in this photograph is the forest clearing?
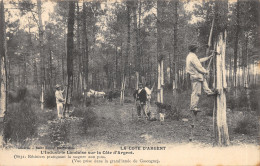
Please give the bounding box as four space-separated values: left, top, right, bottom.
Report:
1 90 259 165
1 89 259 149
35 95 259 148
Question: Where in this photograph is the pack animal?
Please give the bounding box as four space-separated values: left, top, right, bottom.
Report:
87 89 106 98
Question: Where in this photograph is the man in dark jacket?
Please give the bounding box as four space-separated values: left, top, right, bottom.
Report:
133 83 148 119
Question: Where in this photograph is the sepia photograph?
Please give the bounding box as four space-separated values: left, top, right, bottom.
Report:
0 0 259 165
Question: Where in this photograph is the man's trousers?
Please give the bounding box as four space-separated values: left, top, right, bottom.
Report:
190 79 212 110
57 103 63 118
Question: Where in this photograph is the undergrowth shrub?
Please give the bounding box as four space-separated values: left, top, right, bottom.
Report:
237 89 249 109
161 90 186 120
227 94 237 111
164 83 173 91
249 89 259 113
82 108 98 132
234 115 258 134
71 91 84 106
124 99 132 103
85 97 92 107
164 106 181 121
199 95 214 109
198 95 214 116
70 107 86 117
29 88 40 100
49 120 71 146
205 108 213 117
44 90 56 109
70 107 98 133
227 88 259 113
36 107 56 124
8 88 28 103
4 99 37 143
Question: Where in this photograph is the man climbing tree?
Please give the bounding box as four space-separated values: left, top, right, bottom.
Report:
186 44 217 115
186 44 218 142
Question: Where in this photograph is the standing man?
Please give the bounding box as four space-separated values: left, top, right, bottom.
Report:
55 84 65 118
186 45 216 114
133 83 148 119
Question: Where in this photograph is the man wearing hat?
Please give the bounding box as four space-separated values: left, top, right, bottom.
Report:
133 83 148 119
55 84 65 118
186 44 216 114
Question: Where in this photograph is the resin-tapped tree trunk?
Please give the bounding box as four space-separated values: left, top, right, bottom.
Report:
120 76 126 106
64 1 75 116
157 55 164 103
214 31 230 146
0 0 7 118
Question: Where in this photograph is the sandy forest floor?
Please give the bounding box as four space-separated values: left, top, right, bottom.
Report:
35 97 258 149
0 95 259 165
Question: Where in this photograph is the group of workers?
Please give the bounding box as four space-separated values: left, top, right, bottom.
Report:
54 44 217 119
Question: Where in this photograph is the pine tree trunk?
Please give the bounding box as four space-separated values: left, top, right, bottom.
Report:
37 0 45 110
64 1 75 115
49 48 52 87
253 62 256 86
168 53 172 84
33 55 38 88
76 2 81 93
138 0 142 77
115 47 118 89
23 52 27 87
0 0 7 117
157 60 161 103
122 0 131 92
160 59 164 103
82 2 88 92
244 34 249 88
62 33 66 84
215 31 230 146
126 1 131 77
229 54 232 88
28 20 38 88
157 56 164 103
157 0 163 90
119 42 123 87
18 65 21 87
173 0 178 104
133 1 140 77
233 0 240 92
120 76 126 105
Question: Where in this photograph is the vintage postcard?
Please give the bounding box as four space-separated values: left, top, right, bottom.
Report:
0 0 259 165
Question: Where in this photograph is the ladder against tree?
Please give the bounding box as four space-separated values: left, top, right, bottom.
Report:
214 30 230 146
